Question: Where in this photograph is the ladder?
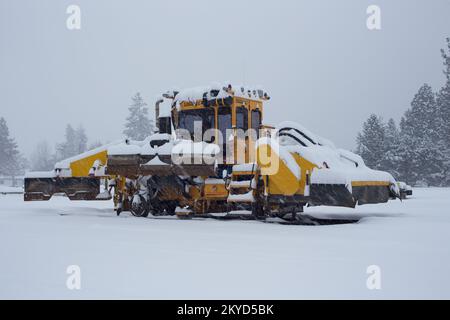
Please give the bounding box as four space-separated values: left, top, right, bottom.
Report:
227 163 258 204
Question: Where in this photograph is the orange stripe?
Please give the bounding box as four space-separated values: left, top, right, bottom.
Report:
351 181 390 187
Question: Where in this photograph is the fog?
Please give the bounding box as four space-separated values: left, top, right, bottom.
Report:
1 0 449 156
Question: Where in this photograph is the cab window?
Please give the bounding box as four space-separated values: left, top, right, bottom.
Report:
251 110 261 137
218 107 232 144
178 108 215 139
236 106 248 131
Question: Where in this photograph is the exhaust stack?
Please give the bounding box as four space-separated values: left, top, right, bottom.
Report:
154 98 164 132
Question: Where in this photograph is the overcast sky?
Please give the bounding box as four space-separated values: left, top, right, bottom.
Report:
1 0 449 156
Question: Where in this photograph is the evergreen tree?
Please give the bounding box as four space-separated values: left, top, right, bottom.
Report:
380 118 400 177
396 118 417 185
30 141 55 171
356 114 386 170
398 84 444 186
437 37 450 185
355 39 450 187
56 124 87 160
0 117 23 182
123 92 153 141
56 124 76 160
75 125 87 154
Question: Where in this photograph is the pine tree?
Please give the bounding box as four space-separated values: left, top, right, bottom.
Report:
437 37 450 185
123 92 153 141
30 141 55 171
56 124 87 160
355 39 450 187
396 118 417 185
75 125 87 154
56 124 75 160
398 84 444 186
380 118 400 177
356 114 386 170
0 117 23 183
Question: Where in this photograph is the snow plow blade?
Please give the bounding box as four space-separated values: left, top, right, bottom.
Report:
24 177 101 201
309 183 391 208
310 184 356 208
351 184 391 205
105 154 142 177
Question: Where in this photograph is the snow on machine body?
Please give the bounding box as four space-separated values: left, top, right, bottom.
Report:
24 84 400 221
397 181 413 199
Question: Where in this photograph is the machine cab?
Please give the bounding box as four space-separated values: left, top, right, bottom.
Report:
171 85 268 165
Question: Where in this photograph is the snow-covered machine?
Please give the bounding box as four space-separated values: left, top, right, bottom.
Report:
24 84 400 221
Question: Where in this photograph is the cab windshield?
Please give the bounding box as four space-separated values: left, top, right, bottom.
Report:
177 108 215 140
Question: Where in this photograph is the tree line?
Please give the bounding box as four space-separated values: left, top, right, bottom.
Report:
29 91 155 172
0 92 154 180
30 124 99 172
356 38 450 187
0 118 27 183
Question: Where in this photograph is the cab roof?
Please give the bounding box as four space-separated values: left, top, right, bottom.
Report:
169 83 270 107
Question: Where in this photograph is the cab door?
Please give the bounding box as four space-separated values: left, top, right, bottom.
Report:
218 106 232 164
248 107 261 163
235 106 249 164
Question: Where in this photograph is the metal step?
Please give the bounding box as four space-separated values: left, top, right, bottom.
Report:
227 190 255 203
228 179 255 189
232 163 258 174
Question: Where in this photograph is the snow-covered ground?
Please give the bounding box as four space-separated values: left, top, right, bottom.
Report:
0 185 23 194
0 188 449 299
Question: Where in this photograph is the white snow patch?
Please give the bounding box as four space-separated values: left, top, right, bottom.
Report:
0 186 23 193
108 143 142 156
143 156 169 166
227 190 255 202
174 83 268 108
25 171 56 178
232 163 257 172
158 99 173 117
204 178 225 185
0 188 450 298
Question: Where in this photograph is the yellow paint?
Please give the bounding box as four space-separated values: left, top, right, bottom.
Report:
351 181 390 187
204 183 228 199
256 143 300 196
179 103 203 110
69 150 108 177
291 153 317 195
232 171 255 176
188 185 202 200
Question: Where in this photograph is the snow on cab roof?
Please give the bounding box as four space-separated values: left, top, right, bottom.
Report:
172 82 270 106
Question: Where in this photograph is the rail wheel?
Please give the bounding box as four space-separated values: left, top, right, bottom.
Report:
164 202 177 215
130 194 150 217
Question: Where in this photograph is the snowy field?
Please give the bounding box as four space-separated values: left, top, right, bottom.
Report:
0 185 23 194
0 188 449 299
